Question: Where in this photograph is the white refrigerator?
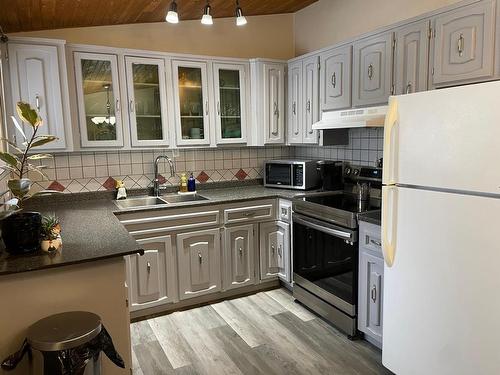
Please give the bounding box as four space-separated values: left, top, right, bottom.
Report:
381 80 500 375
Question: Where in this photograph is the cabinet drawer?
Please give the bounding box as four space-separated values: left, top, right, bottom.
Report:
224 203 275 224
119 210 220 237
359 221 382 255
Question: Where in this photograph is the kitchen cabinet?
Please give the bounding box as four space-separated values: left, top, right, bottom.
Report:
259 221 290 281
353 32 394 107
302 55 319 144
320 45 352 111
394 21 430 95
172 60 211 146
74 52 124 147
431 0 495 86
249 60 286 145
176 228 221 300
287 60 302 144
125 56 170 147
213 63 248 144
358 221 384 348
8 43 70 150
127 235 177 311
223 224 255 290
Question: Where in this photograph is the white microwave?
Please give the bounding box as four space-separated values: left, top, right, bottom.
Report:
264 160 320 190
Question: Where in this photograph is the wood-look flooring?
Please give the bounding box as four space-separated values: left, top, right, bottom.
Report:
130 288 391 375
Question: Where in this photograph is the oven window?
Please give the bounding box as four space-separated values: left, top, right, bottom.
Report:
266 164 291 186
293 220 357 305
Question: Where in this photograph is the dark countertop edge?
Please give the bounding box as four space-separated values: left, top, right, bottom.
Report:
0 248 145 277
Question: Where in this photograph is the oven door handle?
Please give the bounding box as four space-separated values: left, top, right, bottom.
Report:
293 214 354 241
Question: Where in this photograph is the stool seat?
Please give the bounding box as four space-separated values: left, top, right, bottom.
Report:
27 311 102 352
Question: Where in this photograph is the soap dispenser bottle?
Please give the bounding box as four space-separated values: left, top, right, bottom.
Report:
188 172 196 192
179 173 188 193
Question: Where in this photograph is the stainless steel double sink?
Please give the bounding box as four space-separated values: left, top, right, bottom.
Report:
114 193 208 210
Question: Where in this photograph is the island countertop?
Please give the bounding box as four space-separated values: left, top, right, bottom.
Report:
0 183 316 276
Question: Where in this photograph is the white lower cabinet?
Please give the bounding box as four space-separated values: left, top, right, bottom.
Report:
127 235 177 311
358 221 384 348
176 228 222 300
223 224 255 290
259 221 290 282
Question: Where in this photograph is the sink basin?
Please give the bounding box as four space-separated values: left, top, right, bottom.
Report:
114 196 168 210
162 193 209 204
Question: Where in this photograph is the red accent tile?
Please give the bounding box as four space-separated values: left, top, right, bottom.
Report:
235 169 248 181
196 171 209 183
157 174 167 184
47 181 65 192
102 177 117 191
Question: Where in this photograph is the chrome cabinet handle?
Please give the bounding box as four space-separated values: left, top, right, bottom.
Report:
243 211 256 217
371 285 377 302
217 101 220 115
367 64 374 80
273 102 279 117
331 72 336 88
370 239 382 247
271 244 275 254
239 247 243 256
306 100 311 112
198 253 203 264
278 245 282 257
292 102 296 116
457 33 464 57
129 99 134 113
405 82 412 94
147 261 151 273
115 99 120 112
35 95 40 111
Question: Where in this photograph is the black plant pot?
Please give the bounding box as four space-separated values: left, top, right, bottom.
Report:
1 211 42 254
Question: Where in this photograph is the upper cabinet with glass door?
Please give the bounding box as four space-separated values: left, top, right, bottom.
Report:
125 57 170 147
74 52 124 147
213 63 247 144
172 61 210 146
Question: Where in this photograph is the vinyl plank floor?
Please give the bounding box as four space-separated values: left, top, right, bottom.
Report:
131 287 391 375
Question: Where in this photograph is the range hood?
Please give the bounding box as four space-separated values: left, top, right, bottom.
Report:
312 105 388 130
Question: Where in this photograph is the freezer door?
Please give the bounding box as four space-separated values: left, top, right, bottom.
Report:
383 80 500 195
381 186 500 375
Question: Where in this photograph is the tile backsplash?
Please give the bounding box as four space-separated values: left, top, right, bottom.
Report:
0 128 384 196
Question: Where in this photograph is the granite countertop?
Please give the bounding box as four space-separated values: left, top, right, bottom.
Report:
0 183 314 276
358 210 381 226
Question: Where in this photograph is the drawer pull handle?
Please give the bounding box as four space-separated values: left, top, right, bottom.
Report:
147 261 151 273
198 253 203 264
243 211 256 217
367 64 374 80
457 33 464 57
370 239 382 247
371 285 377 302
331 72 336 88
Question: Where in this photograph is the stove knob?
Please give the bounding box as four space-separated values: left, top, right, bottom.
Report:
353 169 360 176
345 167 351 175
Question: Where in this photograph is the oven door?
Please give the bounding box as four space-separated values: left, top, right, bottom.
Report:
293 213 358 316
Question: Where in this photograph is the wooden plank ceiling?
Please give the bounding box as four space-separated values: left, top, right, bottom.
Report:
1 0 318 33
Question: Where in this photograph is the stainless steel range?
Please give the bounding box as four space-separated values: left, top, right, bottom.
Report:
292 162 382 338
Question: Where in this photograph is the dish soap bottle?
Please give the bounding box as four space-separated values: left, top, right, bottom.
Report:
179 173 188 193
188 172 196 192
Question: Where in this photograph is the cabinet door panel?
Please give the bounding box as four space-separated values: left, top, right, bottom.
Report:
320 45 352 111
172 60 211 146
125 57 170 147
432 1 495 85
353 32 393 107
302 56 319 144
8 44 68 150
395 21 430 95
287 61 302 144
127 235 176 311
224 224 255 290
260 221 289 281
214 63 247 144
177 229 221 300
74 52 124 147
264 63 285 144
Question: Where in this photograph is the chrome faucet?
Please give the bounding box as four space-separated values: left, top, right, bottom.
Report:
153 155 176 196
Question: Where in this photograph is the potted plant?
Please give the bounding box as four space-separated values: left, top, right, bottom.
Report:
40 214 62 252
0 101 58 254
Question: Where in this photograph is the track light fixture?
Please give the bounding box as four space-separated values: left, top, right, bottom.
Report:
235 0 247 26
165 0 179 24
201 1 213 25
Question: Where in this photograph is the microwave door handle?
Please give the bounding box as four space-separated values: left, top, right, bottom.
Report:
293 215 353 241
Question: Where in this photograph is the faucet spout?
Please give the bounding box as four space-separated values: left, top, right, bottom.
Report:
153 155 176 196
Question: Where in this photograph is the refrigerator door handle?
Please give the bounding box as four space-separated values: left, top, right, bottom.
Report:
383 97 399 185
382 186 398 267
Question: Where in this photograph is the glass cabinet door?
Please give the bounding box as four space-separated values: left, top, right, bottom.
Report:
74 52 123 147
213 63 247 144
125 57 169 147
172 60 210 146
